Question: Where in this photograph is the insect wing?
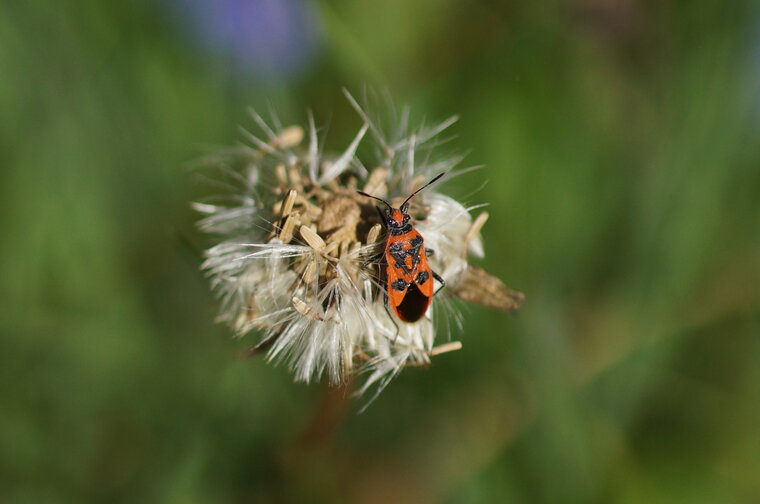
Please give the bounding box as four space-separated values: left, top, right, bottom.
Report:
395 282 431 322
385 237 434 323
414 245 434 299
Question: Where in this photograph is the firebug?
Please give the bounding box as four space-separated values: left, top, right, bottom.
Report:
357 173 446 323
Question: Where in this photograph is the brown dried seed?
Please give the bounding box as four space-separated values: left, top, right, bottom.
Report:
363 167 389 196
429 341 463 356
296 195 323 220
288 167 304 193
299 225 326 253
326 177 341 193
319 196 361 238
324 241 340 258
275 164 288 186
302 260 318 284
279 214 297 243
366 223 383 245
339 240 350 258
281 189 297 217
308 185 330 202
292 297 325 321
326 225 354 245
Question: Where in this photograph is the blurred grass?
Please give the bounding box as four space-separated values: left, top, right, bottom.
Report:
1 0 759 503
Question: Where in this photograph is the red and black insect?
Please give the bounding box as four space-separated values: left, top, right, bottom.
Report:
358 173 446 323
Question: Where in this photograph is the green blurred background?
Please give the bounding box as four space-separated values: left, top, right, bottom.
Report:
1 1 759 502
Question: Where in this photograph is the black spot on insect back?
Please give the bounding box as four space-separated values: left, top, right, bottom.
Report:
415 270 430 285
392 278 408 292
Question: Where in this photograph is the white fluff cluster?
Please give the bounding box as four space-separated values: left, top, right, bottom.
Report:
195 92 487 398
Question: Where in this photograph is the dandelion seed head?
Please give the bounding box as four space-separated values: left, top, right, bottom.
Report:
196 92 523 400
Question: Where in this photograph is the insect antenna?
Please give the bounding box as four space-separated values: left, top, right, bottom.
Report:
356 190 393 212
400 172 446 212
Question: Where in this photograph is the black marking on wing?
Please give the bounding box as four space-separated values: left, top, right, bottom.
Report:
415 270 429 285
392 278 408 292
396 282 431 322
391 243 418 273
391 249 408 270
407 236 423 270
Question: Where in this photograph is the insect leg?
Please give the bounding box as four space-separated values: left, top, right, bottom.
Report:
362 252 384 268
425 247 435 257
383 292 401 343
431 270 446 296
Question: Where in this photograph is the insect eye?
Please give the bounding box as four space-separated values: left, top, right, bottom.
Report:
403 215 410 224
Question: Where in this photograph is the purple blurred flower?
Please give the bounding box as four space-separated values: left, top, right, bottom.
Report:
169 0 321 81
